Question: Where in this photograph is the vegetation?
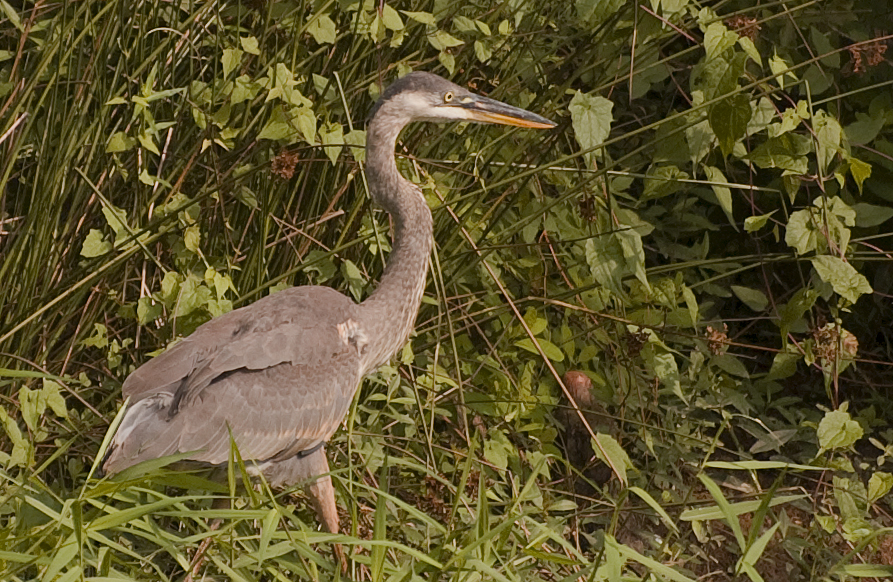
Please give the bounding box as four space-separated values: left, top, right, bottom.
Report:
2 0 892 580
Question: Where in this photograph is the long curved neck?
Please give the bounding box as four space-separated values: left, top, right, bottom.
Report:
357 114 434 370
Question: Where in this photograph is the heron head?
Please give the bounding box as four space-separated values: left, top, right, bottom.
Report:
369 72 555 130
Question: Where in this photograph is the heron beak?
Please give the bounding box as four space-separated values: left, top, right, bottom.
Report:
454 95 556 129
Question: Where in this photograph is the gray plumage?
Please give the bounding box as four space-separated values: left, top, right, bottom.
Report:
104 287 360 477
102 72 554 553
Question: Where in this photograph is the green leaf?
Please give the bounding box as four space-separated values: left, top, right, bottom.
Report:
240 36 260 54
833 475 867 524
137 132 160 155
737 36 762 66
642 343 683 402
817 408 863 450
744 211 775 232
89 496 196 530
258 106 294 141
319 122 343 164
438 50 455 75
853 202 893 228
483 429 512 470
867 472 893 504
41 380 68 419
767 351 799 381
802 63 832 95
838 565 893 578
42 537 77 582
704 166 734 225
616 228 649 289
697 472 746 548
568 91 613 156
681 284 700 328
575 0 624 26
848 157 872 194
731 285 768 312
344 129 366 162
221 48 242 77
159 271 183 303
106 131 135 153
236 185 258 209
747 96 775 136
811 28 840 68
845 114 884 145
0 407 28 466
381 4 403 30
786 197 854 256
708 94 752 157
473 40 492 63
0 0 23 32
303 250 336 283
514 338 564 362
705 461 825 471
183 224 201 253
740 522 780 570
747 132 811 173
768 53 796 89
779 287 817 339
306 14 337 44
369 12 386 43
815 514 836 533
136 296 162 325
341 259 365 301
522 307 548 335
628 486 679 534
546 499 579 512
605 535 696 582
80 229 112 257
231 75 260 105
81 323 109 349
785 208 817 255
401 11 437 26
772 101 809 137
207 268 234 299
173 275 211 318
814 109 842 172
810 255 872 304
294 107 316 144
428 30 463 51
704 22 738 61
712 353 750 378
591 433 631 484
642 165 688 200
19 386 41 432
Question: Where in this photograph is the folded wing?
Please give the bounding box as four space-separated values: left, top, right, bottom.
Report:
103 286 363 473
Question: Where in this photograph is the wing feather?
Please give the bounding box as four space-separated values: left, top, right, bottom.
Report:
103 286 364 477
123 286 356 402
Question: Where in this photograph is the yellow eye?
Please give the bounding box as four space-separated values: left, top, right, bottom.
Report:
443 91 454 103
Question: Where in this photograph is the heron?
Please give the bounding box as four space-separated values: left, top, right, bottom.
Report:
101 71 554 558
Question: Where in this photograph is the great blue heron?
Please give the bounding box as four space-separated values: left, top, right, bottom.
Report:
102 71 554 555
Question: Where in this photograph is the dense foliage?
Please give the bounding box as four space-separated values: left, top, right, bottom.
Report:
1 0 892 580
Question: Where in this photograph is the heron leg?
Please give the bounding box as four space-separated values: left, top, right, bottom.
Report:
306 473 339 534
300 451 347 574
185 497 229 582
306 472 346 571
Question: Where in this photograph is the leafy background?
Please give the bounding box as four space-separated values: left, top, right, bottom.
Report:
1 0 893 580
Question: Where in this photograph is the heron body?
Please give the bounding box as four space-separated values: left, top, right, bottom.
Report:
102 72 554 549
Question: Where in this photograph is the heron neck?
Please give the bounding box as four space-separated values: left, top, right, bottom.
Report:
358 119 434 370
